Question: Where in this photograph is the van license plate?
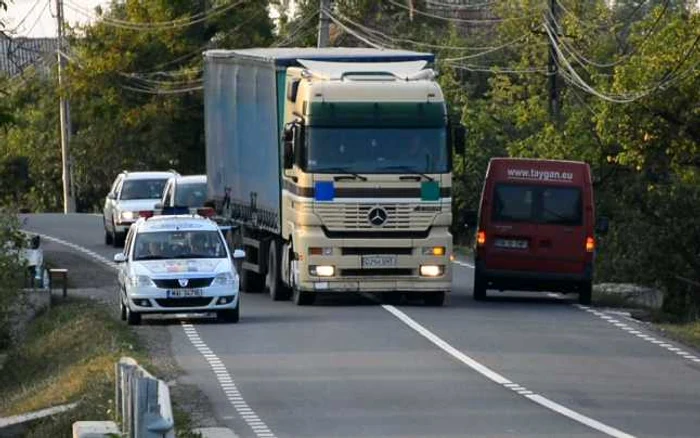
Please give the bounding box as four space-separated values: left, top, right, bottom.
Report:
167 288 203 298
362 255 397 268
495 239 528 249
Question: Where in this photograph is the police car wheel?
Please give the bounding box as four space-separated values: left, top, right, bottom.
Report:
218 305 239 323
126 306 141 325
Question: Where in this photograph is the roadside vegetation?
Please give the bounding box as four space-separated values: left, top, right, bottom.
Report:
0 296 200 437
0 3 697 332
0 210 26 350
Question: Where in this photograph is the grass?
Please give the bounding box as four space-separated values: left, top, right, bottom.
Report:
657 321 700 351
0 297 199 437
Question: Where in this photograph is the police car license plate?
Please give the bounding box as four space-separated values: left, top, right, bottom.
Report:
361 255 397 268
167 288 203 298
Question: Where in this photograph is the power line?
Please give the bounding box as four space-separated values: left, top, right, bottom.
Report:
385 0 539 24
5 0 44 34
63 0 247 31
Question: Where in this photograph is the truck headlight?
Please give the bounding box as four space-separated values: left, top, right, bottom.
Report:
129 275 154 287
213 272 236 286
310 265 335 277
420 265 444 277
120 211 136 221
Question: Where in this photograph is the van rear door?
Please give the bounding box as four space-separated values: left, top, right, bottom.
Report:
485 183 586 274
534 185 587 274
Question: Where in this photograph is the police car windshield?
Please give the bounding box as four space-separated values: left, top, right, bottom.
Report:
133 230 227 260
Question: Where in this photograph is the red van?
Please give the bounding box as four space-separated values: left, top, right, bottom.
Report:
471 158 607 304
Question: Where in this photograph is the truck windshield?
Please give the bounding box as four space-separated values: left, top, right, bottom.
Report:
305 127 448 174
493 184 583 226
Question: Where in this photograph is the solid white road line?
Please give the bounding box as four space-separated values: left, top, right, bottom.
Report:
382 304 636 438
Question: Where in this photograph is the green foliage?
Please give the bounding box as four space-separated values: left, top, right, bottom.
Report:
0 210 26 349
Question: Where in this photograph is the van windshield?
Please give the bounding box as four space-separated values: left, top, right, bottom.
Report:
492 184 582 226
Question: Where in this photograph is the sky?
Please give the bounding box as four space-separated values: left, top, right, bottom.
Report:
2 0 296 39
2 0 108 38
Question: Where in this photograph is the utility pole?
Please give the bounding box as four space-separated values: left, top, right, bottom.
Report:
317 0 331 48
547 0 560 124
56 0 75 213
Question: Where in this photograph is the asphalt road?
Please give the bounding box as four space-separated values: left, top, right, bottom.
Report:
22 213 700 438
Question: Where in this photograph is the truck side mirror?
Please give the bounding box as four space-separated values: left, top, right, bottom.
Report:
596 216 609 235
453 125 466 156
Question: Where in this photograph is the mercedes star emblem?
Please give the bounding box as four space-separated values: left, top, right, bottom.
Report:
178 278 189 287
367 207 388 227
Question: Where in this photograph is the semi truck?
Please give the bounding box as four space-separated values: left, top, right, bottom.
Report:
203 48 464 306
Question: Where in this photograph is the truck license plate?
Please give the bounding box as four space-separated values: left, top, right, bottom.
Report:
361 255 397 268
167 288 203 298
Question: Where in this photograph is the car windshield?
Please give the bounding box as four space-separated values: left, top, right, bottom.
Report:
493 183 582 226
305 127 449 174
132 230 227 260
120 179 168 200
174 181 208 207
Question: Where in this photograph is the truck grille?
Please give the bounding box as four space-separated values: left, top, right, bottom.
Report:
314 203 439 231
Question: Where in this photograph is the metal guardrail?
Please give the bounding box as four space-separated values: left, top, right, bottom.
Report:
115 357 175 438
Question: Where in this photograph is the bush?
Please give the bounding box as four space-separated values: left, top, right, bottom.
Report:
0 209 27 349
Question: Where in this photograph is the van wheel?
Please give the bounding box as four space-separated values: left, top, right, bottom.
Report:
473 270 487 301
579 281 592 305
105 227 113 246
266 240 291 301
424 291 446 307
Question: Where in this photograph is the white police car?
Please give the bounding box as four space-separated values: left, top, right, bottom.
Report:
114 214 245 325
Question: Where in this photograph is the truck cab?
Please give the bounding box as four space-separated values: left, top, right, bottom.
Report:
203 48 464 306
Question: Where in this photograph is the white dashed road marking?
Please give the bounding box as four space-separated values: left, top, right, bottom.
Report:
575 305 700 365
453 259 700 367
32 232 274 437
383 304 636 438
181 323 277 438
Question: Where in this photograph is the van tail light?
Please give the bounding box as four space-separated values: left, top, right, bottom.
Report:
477 230 486 247
139 210 154 218
585 236 595 252
197 207 215 218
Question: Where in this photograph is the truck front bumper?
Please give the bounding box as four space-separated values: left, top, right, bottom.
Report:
292 227 452 293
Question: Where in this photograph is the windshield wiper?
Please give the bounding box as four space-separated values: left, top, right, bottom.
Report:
321 167 367 181
380 166 434 181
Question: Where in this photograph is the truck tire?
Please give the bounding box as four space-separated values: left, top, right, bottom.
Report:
473 269 487 301
293 288 316 306
424 291 446 307
266 240 291 301
579 281 592 305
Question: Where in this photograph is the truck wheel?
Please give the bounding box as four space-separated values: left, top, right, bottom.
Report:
293 288 315 306
579 281 592 305
424 291 446 307
266 240 291 301
473 269 487 301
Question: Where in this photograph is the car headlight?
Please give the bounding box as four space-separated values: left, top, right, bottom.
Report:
213 272 236 286
120 211 136 221
129 275 155 287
